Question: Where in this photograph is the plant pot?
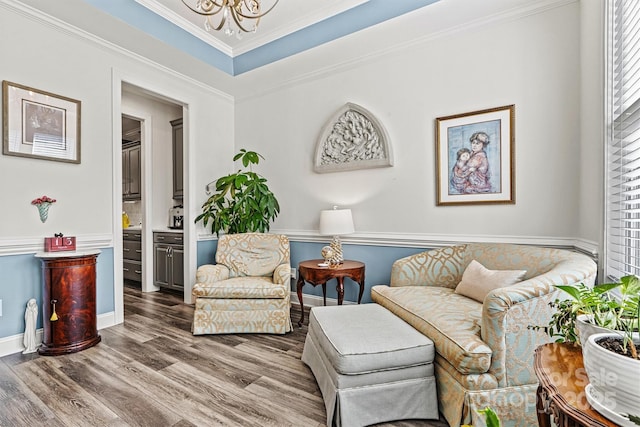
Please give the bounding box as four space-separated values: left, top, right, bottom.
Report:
576 314 615 345
582 332 640 424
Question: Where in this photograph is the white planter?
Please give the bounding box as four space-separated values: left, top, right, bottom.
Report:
576 314 615 345
582 332 640 422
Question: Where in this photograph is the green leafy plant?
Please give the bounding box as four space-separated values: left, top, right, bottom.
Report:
551 276 639 357
530 298 580 344
196 149 280 236
462 407 501 427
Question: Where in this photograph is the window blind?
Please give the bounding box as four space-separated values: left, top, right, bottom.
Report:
606 0 640 279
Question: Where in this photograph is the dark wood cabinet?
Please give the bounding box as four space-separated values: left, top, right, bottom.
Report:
154 232 184 291
123 142 141 200
123 229 142 282
170 118 183 200
36 251 101 356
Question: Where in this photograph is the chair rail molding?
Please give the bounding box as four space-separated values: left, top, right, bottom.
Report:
0 234 113 256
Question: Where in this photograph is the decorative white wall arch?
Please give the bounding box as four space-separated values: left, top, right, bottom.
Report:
314 103 393 173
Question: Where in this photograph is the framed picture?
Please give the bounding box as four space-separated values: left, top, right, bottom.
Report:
435 104 515 206
2 81 81 164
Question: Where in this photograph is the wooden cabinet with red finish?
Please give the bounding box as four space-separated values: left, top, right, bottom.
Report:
35 250 102 356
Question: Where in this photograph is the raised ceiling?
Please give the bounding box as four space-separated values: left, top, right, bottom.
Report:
82 0 439 75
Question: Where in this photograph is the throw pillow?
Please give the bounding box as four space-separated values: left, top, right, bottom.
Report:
454 259 526 303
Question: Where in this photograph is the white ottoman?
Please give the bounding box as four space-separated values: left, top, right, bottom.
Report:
302 304 438 427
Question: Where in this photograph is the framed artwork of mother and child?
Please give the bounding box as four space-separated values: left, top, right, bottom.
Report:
435 104 515 206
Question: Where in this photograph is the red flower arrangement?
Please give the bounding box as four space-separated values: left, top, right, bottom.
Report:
31 195 56 205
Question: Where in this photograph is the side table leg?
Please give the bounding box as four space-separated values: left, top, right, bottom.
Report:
322 283 327 306
297 277 305 327
357 279 365 304
336 277 345 305
536 384 552 427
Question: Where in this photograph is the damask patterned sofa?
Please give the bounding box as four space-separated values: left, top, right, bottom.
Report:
371 243 597 427
192 233 292 335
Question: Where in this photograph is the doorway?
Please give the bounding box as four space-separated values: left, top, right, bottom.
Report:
112 79 192 327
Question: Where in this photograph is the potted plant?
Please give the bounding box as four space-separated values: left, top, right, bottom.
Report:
196 149 280 235
533 276 640 425
538 276 640 345
582 301 639 425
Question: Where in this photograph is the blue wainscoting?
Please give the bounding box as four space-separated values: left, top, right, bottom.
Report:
0 248 115 339
290 242 428 304
196 239 429 304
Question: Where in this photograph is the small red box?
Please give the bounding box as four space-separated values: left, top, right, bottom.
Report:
44 236 76 252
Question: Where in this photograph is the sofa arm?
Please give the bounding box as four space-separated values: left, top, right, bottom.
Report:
273 263 291 286
195 264 230 285
390 245 466 289
482 266 597 387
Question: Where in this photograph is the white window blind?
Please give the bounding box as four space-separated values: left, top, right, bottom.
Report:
606 0 640 279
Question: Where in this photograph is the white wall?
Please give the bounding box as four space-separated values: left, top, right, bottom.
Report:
0 1 235 328
234 2 589 244
578 1 605 258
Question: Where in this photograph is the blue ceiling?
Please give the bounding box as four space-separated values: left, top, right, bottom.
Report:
82 0 439 76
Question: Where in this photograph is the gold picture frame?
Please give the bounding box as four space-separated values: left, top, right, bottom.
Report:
435 104 515 206
2 81 81 164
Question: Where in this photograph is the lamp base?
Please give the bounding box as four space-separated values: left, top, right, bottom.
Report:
329 236 344 266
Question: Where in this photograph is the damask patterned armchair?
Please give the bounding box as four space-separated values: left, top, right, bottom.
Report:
371 243 597 427
192 233 292 335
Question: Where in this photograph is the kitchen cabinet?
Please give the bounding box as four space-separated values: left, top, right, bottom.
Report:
123 229 142 282
154 232 184 292
171 118 183 200
123 142 141 200
35 250 101 356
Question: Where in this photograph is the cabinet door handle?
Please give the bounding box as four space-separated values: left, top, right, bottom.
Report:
123 267 129 272
135 250 142 253
157 236 166 240
175 237 183 241
134 234 141 238
135 270 142 274
123 248 130 252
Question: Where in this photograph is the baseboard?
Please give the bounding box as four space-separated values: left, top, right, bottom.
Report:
0 311 117 358
290 292 355 308
0 329 44 358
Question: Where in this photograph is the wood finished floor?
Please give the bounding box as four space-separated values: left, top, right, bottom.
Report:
0 285 448 427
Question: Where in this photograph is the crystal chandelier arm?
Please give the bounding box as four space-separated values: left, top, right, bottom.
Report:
230 9 255 33
234 0 279 19
181 0 226 16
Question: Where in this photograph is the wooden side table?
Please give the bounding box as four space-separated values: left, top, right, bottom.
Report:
296 259 365 326
534 342 616 427
35 250 102 356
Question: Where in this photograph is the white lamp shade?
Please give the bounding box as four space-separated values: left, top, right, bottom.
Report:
319 208 355 236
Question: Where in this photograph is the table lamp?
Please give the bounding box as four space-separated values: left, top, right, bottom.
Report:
319 206 355 266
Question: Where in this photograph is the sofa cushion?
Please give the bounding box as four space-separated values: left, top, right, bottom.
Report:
192 276 287 298
371 285 492 375
454 260 526 303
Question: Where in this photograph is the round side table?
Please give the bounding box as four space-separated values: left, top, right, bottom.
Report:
296 259 365 326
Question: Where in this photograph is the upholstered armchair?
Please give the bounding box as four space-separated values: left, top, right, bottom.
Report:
192 233 292 335
371 243 597 427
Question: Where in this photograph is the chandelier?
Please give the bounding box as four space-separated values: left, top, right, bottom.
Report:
182 0 279 38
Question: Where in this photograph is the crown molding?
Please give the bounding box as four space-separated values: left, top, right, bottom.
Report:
0 0 233 101
235 0 576 102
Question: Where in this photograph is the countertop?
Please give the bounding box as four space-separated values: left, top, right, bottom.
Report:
122 226 184 233
153 227 183 234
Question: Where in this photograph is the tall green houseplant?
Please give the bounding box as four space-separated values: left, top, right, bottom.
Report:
196 149 280 235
